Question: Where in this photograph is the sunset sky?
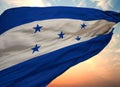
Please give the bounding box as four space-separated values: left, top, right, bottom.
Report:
0 0 120 87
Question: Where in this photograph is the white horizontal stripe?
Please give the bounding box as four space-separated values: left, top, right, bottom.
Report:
0 19 115 70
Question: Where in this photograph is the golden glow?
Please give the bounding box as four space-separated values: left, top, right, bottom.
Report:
47 35 120 87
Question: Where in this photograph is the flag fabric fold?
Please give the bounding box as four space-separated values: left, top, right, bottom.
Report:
0 7 120 87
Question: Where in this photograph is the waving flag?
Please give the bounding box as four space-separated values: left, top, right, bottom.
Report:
0 7 120 87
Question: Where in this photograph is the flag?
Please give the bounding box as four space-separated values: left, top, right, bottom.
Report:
0 7 120 87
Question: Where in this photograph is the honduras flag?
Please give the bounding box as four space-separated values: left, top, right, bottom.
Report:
0 7 120 87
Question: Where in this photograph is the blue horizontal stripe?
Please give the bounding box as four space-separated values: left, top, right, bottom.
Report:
0 31 113 87
0 6 120 35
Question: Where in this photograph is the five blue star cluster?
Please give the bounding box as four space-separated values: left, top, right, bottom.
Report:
32 23 87 53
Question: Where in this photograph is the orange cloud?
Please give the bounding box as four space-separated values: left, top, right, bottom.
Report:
91 0 113 10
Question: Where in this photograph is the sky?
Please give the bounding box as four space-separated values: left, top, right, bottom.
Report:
0 0 120 87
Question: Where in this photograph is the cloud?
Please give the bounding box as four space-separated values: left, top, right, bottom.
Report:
106 34 120 51
0 0 51 14
77 0 87 7
2 0 51 7
90 0 113 10
115 49 120 53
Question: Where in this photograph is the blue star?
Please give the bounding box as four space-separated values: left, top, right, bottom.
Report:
81 23 87 29
32 44 40 53
58 32 65 39
33 24 42 33
75 36 81 41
